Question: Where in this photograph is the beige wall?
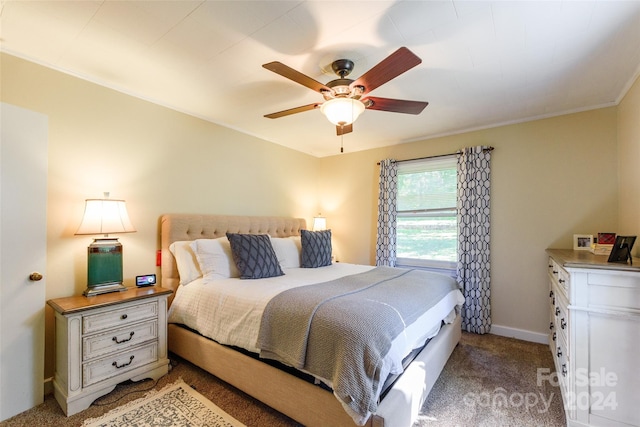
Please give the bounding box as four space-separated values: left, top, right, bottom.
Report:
319 108 619 337
1 53 321 379
617 74 640 254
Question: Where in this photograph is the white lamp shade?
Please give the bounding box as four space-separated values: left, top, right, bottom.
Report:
75 199 136 235
320 98 365 126
313 216 327 231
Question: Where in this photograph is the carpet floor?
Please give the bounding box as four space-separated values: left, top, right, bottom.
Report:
1 332 565 427
415 332 565 426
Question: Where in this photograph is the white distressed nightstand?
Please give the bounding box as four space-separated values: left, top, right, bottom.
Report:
47 286 172 416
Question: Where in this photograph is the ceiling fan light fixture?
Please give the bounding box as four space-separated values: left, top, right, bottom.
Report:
320 97 365 126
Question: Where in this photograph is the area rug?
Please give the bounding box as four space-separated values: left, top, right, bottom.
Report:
82 379 245 427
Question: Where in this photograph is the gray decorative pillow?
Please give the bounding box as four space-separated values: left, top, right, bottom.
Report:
301 229 332 268
226 233 284 279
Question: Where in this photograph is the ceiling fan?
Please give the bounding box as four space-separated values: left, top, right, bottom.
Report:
262 47 429 136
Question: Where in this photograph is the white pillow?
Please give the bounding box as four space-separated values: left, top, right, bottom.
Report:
190 237 240 282
270 236 302 269
169 241 202 285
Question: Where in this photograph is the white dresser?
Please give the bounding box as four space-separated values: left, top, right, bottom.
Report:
48 287 172 416
547 249 640 427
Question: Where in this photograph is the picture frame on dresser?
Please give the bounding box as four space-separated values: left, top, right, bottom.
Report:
607 235 636 264
597 232 616 245
573 234 593 251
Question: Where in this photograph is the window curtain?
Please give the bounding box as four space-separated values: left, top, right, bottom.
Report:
376 159 397 266
456 146 492 334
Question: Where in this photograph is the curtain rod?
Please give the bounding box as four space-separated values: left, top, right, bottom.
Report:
376 146 494 165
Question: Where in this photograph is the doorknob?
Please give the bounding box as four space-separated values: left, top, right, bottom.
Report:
29 272 43 281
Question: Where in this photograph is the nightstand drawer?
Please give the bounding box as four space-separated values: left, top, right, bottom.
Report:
83 341 158 387
83 319 158 361
83 301 157 334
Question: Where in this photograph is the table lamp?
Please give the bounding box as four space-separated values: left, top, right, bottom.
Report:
75 192 136 296
312 214 327 231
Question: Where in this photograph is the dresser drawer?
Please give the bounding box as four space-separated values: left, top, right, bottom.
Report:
83 319 158 361
549 257 570 296
82 341 158 387
556 305 569 338
586 271 640 311
556 344 569 401
83 301 158 334
548 257 559 279
549 285 557 349
557 268 570 294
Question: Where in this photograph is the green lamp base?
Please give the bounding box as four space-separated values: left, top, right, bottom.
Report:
84 238 127 297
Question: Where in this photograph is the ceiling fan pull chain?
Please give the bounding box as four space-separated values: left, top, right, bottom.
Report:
341 133 344 153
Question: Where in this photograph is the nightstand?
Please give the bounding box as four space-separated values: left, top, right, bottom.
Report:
47 286 172 416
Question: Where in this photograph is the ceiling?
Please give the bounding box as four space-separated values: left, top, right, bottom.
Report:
2 1 640 157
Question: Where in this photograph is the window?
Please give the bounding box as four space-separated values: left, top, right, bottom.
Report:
395 156 457 271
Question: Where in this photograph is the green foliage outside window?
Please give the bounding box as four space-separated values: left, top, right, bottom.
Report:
397 167 457 263
397 217 456 261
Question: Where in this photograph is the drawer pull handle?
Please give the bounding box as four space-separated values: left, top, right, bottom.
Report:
548 265 553 268
555 307 560 315
557 347 562 357
552 332 556 341
552 297 555 305
112 355 134 369
559 279 565 284
549 290 554 298
112 331 135 344
562 364 567 376
549 322 554 330
560 318 567 329
121 314 128 320
552 270 558 275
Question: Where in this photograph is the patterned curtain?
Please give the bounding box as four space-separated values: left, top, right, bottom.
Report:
376 159 398 266
456 146 492 334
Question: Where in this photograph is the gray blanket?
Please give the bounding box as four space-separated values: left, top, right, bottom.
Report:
256 266 460 425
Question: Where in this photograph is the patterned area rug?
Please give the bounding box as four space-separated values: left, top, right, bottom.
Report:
82 379 245 427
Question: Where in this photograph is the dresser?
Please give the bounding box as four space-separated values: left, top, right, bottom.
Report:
546 249 640 427
48 286 172 416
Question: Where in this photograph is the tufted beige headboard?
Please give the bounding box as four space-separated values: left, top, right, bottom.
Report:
160 214 307 305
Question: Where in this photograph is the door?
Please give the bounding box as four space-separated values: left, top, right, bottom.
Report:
0 102 48 420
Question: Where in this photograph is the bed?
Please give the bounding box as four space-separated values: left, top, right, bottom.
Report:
161 214 463 427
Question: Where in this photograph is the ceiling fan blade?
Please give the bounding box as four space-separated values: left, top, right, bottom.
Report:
336 123 353 136
350 47 422 96
264 103 321 119
363 97 428 115
263 62 330 93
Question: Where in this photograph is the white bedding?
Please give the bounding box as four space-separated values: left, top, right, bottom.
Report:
168 263 464 387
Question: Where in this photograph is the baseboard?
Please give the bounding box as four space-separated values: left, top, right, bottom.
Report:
490 324 548 344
